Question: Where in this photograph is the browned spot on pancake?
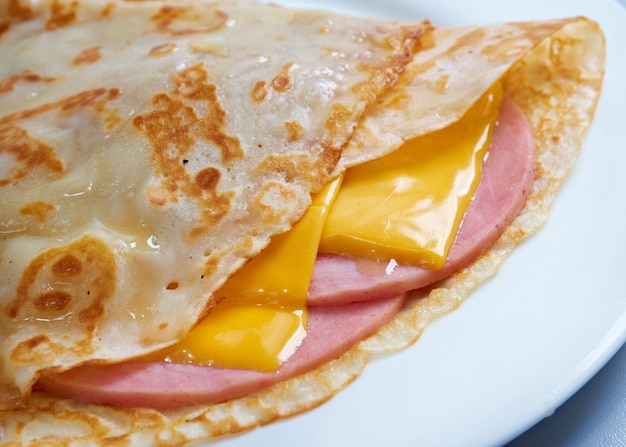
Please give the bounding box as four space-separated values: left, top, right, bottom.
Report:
46 0 78 31
52 254 83 278
34 291 71 312
158 322 169 330
59 88 121 113
0 70 56 94
350 26 423 103
151 5 228 36
256 151 334 191
166 282 178 290
134 64 237 231
400 58 436 85
6 0 34 21
135 64 242 165
285 120 304 142
319 144 342 177
385 92 411 111
177 65 243 161
16 335 48 352
252 80 268 102
203 253 221 280
256 154 306 183
104 108 122 131
0 23 9 37
5 236 116 358
386 29 441 86
72 46 102 65
254 181 298 223
100 2 115 18
324 102 353 140
146 184 171 206
132 93 195 202
508 227 527 242
78 299 105 325
189 190 232 236
11 335 68 363
271 62 294 93
415 28 437 52
19 201 55 223
0 88 121 187
149 42 177 57
0 126 64 187
447 28 487 55
195 167 221 190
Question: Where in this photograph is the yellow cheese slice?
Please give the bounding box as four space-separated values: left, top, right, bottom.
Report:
319 83 503 268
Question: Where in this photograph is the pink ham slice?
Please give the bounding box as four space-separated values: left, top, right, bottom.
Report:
37 295 406 409
308 95 535 306
37 95 535 409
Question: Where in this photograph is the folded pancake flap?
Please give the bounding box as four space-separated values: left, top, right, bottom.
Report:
0 0 424 406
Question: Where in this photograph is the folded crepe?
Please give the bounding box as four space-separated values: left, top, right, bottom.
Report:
0 0 605 444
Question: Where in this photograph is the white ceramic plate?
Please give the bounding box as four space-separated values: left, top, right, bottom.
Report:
217 1 626 446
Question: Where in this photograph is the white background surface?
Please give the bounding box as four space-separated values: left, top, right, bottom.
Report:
215 0 626 446
509 342 626 446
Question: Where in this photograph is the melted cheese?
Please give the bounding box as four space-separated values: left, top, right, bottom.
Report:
160 176 343 371
160 84 502 370
319 83 503 268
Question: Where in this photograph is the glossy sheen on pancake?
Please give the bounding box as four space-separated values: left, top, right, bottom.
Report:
0 0 423 405
0 13 605 447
